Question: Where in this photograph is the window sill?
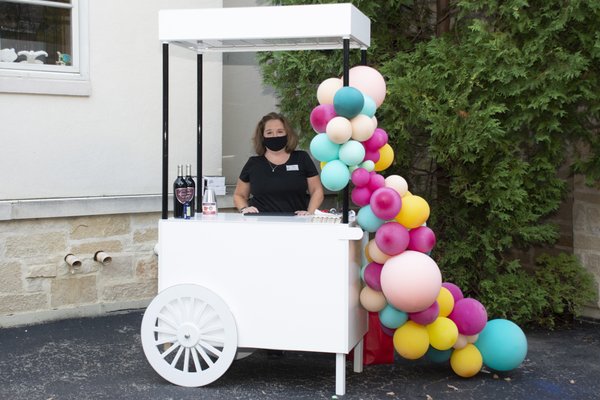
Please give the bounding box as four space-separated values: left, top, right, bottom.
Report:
0 75 91 96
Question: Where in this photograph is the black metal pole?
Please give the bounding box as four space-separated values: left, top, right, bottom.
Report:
161 43 169 220
197 53 203 211
342 38 350 224
361 49 367 65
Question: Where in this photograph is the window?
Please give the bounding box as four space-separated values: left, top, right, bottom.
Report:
0 0 89 95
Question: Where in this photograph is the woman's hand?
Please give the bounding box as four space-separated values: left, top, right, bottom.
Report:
295 210 311 216
241 206 259 214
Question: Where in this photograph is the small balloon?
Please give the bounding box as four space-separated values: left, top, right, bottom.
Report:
437 287 455 317
367 238 391 265
351 114 376 142
379 304 408 329
375 222 409 256
339 140 366 166
409 301 439 325
351 186 372 207
326 116 353 144
442 282 464 303
367 173 385 192
394 195 430 229
384 175 408 197
374 143 394 172
393 321 429 360
360 94 377 118
317 77 343 105
333 86 364 119
357 205 385 233
361 160 375 172
363 128 388 151
370 187 402 221
427 317 459 351
351 167 371 187
450 344 483 378
310 103 337 133
320 159 350 191
407 226 436 253
309 133 340 162
448 298 488 336
359 286 387 312
363 261 384 291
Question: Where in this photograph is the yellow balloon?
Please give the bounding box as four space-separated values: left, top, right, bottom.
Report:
450 344 483 378
320 161 327 169
364 243 373 263
359 286 387 312
437 287 455 317
394 195 430 229
393 321 430 360
374 143 394 172
427 317 459 351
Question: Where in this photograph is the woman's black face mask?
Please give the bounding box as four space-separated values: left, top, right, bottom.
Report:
263 135 287 151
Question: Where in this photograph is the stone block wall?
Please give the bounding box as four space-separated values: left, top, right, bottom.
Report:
0 213 159 327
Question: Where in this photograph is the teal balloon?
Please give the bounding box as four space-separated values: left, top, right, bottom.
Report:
333 86 364 119
425 346 452 363
360 94 377 118
475 319 527 371
310 133 340 162
338 140 366 166
320 159 350 191
360 263 368 281
379 304 408 329
356 205 384 232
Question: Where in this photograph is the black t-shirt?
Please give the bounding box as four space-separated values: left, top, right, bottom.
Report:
239 150 319 213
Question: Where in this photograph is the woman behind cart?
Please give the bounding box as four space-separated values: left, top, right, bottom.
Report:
234 112 324 215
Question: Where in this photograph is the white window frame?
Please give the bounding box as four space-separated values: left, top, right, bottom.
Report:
0 0 89 96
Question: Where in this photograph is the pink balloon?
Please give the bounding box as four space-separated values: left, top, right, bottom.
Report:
363 262 384 291
380 323 396 337
363 128 388 151
363 147 381 163
310 104 337 133
351 167 370 187
367 173 385 192
375 222 409 255
408 226 437 253
351 186 372 206
442 282 464 303
370 187 402 220
409 301 440 325
381 251 442 313
448 298 487 336
349 65 387 107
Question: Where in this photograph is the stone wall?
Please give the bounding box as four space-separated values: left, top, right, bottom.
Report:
573 175 600 319
0 213 159 327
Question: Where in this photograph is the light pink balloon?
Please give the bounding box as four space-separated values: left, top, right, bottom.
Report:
349 66 387 107
407 226 437 253
381 251 442 313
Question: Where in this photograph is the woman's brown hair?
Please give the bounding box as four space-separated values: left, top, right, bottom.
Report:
252 112 299 155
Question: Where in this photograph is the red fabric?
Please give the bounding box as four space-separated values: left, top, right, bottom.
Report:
362 312 395 365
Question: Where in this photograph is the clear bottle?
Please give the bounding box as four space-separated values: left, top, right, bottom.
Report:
184 164 196 218
173 165 187 218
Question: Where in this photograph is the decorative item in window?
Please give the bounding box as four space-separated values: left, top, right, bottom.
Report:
56 51 72 66
0 48 18 63
17 50 48 64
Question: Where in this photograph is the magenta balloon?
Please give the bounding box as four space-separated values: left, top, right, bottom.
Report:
367 173 385 192
442 282 464 303
375 222 409 255
370 187 402 220
351 186 372 206
363 262 384 291
409 301 440 325
448 298 488 335
380 324 395 337
363 148 381 163
363 128 388 151
407 226 437 253
351 167 371 187
310 104 337 133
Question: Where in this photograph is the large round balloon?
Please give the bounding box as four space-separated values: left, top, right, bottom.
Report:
370 187 402 221
317 77 343 105
356 205 385 233
475 319 527 371
310 104 337 133
448 298 488 336
338 140 366 166
394 195 430 229
393 321 429 360
326 116 353 144
381 251 442 313
320 159 350 191
349 65 387 107
427 317 459 351
450 344 482 378
374 222 409 256
309 133 340 162
333 86 364 119
350 114 376 142
374 143 394 172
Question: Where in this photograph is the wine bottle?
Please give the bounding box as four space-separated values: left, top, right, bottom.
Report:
185 164 196 218
173 165 187 218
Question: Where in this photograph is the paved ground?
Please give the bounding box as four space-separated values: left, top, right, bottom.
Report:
1 311 599 400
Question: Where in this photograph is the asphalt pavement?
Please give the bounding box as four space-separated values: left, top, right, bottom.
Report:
1 311 599 400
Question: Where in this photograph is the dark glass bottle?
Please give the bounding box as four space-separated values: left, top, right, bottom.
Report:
185 164 196 218
173 165 186 218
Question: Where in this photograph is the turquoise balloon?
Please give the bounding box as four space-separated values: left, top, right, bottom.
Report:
360 94 377 118
425 346 452 363
333 86 364 119
356 205 384 232
320 159 350 191
475 319 527 371
310 133 340 162
379 304 408 329
339 140 366 166
360 263 368 281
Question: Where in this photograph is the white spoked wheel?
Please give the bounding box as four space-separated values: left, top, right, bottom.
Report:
141 284 237 387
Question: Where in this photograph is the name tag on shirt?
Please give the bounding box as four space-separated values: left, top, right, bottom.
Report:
286 164 299 171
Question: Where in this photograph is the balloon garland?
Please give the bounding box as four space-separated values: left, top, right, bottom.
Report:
309 66 528 377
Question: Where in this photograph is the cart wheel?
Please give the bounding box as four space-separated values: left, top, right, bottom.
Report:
141 284 237 387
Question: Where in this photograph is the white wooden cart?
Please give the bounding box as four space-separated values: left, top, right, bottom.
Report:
141 4 371 396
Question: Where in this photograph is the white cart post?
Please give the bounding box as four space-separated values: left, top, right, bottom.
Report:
143 4 372 396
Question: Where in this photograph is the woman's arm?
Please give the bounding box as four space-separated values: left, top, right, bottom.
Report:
304 175 324 214
233 179 258 213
